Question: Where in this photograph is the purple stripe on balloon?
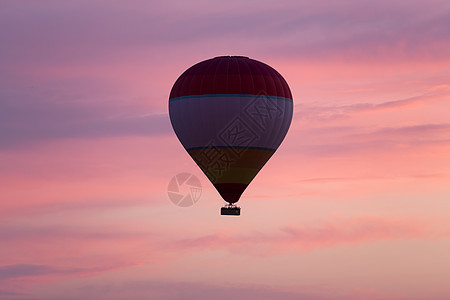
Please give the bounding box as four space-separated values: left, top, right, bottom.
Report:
169 95 293 150
169 94 293 102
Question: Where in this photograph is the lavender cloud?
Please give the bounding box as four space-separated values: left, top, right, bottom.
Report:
1 0 449 67
0 93 171 149
32 279 327 300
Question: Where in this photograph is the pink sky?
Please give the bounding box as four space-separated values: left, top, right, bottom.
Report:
1 0 449 299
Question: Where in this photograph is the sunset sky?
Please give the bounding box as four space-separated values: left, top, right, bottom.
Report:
1 0 450 299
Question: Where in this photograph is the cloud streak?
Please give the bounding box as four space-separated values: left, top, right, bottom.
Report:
171 215 444 256
295 86 450 122
0 95 171 149
25 279 334 300
0 264 82 281
1 0 449 67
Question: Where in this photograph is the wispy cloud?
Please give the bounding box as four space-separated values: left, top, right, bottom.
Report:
0 224 153 242
298 173 449 183
287 84 450 161
171 215 444 256
0 264 83 281
356 123 450 138
26 279 334 300
0 197 152 219
286 123 450 159
1 0 449 67
295 86 450 122
0 94 171 149
0 289 29 297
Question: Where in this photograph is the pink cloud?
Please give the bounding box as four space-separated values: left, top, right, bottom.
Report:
170 215 443 256
20 279 340 300
0 219 173 295
297 173 449 183
0 136 185 213
294 85 450 122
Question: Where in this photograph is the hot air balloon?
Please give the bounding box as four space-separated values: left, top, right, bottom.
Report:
169 56 293 216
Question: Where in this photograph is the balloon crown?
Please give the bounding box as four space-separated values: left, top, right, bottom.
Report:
214 55 249 59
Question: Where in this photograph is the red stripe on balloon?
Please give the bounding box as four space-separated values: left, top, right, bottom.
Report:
169 56 292 99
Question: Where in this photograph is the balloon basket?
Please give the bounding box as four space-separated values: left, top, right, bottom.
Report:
221 204 241 216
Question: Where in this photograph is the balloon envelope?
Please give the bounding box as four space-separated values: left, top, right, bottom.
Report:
169 56 293 204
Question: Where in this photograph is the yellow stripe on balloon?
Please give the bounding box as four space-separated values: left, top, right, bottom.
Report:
212 167 261 184
187 148 274 184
